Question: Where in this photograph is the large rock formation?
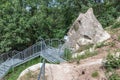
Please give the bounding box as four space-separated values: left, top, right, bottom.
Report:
18 60 106 80
65 8 110 52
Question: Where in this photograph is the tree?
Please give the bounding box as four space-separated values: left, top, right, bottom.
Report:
0 0 119 53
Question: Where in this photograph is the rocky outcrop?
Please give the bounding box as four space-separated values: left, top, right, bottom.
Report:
65 8 110 52
18 60 106 80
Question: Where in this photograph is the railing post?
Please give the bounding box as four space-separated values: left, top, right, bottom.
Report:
38 59 45 80
4 64 5 73
41 42 42 52
12 57 14 72
49 39 50 46
24 51 25 60
58 39 61 55
32 46 34 55
50 39 52 47
11 52 14 72
0 55 2 64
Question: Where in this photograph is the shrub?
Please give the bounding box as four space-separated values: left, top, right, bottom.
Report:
92 71 99 78
103 53 120 71
112 22 120 29
108 73 120 80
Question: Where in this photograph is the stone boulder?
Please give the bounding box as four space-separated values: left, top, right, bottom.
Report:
65 8 110 52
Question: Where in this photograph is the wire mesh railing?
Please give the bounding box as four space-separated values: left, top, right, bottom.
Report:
0 38 65 65
38 59 46 80
0 38 67 79
12 40 46 60
0 50 19 65
0 38 66 65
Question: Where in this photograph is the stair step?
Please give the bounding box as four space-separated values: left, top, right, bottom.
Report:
0 71 4 74
0 68 8 72
41 53 61 63
1 64 10 68
0 66 9 70
0 41 65 79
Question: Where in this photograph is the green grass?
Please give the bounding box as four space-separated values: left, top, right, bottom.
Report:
103 54 120 80
108 73 120 80
111 22 120 29
118 35 120 41
95 42 107 48
4 57 43 80
63 48 72 61
103 53 120 71
109 42 115 47
91 71 99 78
75 49 98 62
76 44 93 53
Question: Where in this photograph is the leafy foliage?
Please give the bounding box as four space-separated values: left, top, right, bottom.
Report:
112 22 120 28
103 53 120 71
108 73 120 80
0 0 119 53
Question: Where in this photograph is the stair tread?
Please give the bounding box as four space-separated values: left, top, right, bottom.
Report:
0 41 65 79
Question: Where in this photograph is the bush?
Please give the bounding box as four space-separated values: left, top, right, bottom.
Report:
93 1 120 28
108 73 120 80
103 53 120 71
112 22 120 29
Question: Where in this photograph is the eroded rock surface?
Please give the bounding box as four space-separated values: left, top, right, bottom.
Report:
65 8 110 52
17 59 106 80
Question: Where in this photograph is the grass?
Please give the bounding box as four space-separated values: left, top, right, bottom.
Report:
111 22 120 29
95 41 115 49
107 42 115 47
103 53 120 80
4 57 43 80
108 72 120 80
76 44 93 53
95 42 107 48
75 49 98 62
63 46 98 64
91 71 99 78
103 53 120 71
63 48 72 61
118 35 120 41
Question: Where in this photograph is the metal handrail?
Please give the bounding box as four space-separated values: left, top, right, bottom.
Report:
0 38 65 79
38 59 45 80
0 50 18 65
0 38 65 65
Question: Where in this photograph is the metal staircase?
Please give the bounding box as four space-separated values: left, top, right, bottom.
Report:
0 58 23 78
40 48 65 63
0 39 66 79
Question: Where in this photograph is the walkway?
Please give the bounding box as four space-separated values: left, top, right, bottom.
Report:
0 39 66 79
